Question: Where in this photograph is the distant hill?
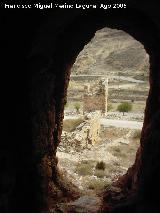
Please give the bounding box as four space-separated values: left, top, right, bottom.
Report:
71 27 149 81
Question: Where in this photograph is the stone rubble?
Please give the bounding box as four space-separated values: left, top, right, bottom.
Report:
60 111 101 152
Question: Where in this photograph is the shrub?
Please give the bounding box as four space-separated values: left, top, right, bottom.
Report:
117 102 132 115
74 102 81 113
95 161 106 170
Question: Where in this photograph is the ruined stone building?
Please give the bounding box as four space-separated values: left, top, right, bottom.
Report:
61 111 101 151
83 78 108 115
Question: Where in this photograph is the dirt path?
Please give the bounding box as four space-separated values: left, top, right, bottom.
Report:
100 118 143 129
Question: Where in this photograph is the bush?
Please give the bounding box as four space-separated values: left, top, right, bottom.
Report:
95 161 106 170
117 102 132 115
74 102 81 113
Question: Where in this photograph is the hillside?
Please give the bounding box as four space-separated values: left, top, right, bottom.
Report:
71 27 149 80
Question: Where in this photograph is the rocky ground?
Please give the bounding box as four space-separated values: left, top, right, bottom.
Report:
53 194 102 213
57 127 140 194
55 126 140 212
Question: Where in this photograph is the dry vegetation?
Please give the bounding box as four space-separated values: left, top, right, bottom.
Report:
88 179 111 191
57 127 141 193
107 140 140 168
75 161 94 176
109 101 146 113
63 118 84 132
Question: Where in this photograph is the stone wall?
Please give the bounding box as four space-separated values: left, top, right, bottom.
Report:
87 111 101 145
83 78 108 115
61 111 101 151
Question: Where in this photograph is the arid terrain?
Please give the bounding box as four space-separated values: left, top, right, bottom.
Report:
56 27 149 211
68 27 149 109
57 125 140 192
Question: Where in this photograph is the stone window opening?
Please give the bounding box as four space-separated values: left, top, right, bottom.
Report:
28 9 160 212
55 23 151 212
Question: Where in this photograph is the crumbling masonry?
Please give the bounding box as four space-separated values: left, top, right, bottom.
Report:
83 78 108 115
61 111 101 152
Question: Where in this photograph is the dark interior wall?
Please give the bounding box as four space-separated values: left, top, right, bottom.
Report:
1 10 41 213
1 1 160 212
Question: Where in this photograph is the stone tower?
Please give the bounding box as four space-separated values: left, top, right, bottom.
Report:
83 78 108 115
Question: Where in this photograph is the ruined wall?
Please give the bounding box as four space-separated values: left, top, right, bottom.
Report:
83 78 108 115
87 112 101 145
61 112 101 151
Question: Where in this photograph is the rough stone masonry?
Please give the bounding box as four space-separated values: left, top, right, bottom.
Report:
83 78 108 115
61 111 101 152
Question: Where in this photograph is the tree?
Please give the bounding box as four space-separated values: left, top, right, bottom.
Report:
117 102 132 115
74 102 81 114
